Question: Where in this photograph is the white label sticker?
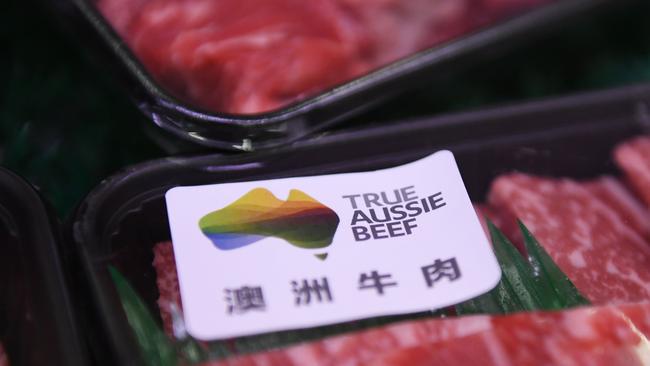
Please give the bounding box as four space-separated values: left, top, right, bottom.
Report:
165 151 501 340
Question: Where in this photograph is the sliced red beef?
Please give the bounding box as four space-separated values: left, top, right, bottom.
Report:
98 0 549 114
203 303 650 366
371 303 650 366
98 0 373 114
153 241 181 336
95 0 149 34
207 314 492 365
615 136 650 207
619 302 650 339
335 0 471 66
584 176 650 240
488 173 650 305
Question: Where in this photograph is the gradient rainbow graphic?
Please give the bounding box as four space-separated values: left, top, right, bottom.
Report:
198 188 339 259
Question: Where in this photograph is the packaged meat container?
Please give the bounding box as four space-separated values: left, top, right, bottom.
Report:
0 168 88 366
70 82 650 365
54 0 616 151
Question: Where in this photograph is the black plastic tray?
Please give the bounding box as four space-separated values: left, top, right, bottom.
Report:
70 82 650 365
53 0 615 151
0 168 88 366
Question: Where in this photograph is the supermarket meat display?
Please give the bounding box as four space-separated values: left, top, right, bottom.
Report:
149 135 650 364
96 0 549 114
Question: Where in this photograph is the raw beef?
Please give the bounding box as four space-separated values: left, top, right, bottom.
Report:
203 303 650 366
488 173 650 305
205 314 492 365
370 303 650 366
97 0 549 114
584 176 650 239
619 302 650 338
615 136 650 207
153 241 181 336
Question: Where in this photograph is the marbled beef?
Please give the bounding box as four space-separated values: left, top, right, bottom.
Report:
488 174 650 305
615 136 650 207
370 303 650 366
97 0 548 114
204 303 650 366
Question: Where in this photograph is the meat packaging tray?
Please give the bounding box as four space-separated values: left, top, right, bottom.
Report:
0 168 88 366
52 0 615 151
69 82 650 365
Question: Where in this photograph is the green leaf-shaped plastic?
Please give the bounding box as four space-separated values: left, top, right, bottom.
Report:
457 220 535 314
457 219 590 315
455 285 507 315
519 220 590 308
486 219 548 311
109 267 177 366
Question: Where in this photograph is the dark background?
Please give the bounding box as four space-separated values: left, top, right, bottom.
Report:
2 0 650 216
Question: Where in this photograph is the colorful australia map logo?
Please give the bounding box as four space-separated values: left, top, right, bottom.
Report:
198 188 340 260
